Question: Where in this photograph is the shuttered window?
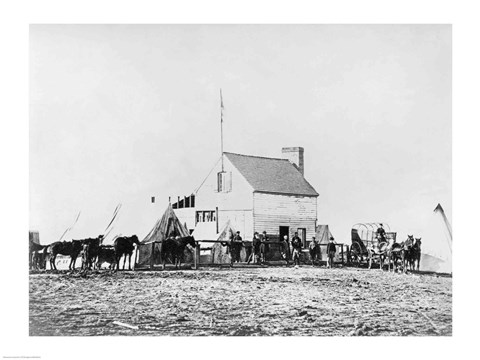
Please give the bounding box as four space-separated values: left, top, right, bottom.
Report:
217 171 232 192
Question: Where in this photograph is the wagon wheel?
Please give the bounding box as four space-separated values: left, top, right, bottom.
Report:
350 242 362 267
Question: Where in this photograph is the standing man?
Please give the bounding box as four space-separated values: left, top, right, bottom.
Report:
291 232 302 267
281 235 290 264
261 231 269 262
230 231 243 266
327 236 336 268
247 232 261 264
309 236 320 266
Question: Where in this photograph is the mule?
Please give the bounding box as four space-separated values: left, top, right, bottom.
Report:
409 238 422 271
160 236 196 270
49 240 84 270
114 235 140 271
401 235 415 273
380 237 403 272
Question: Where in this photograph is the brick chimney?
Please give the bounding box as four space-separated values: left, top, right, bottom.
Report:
282 147 304 176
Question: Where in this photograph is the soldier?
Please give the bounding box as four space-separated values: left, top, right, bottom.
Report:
309 236 320 266
327 236 336 268
281 234 291 264
230 231 243 266
291 232 302 267
247 232 260 264
261 231 269 261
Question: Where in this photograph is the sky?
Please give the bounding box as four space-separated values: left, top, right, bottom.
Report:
29 24 451 247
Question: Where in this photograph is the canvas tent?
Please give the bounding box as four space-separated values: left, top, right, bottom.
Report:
190 220 239 264
136 204 190 268
316 225 334 245
210 220 238 264
315 225 337 262
419 203 452 273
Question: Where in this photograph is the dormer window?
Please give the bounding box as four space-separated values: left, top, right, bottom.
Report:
217 171 232 192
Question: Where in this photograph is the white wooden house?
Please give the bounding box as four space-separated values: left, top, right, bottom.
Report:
174 147 318 246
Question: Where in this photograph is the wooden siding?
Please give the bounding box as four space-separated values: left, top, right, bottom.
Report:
253 193 317 241
218 209 254 239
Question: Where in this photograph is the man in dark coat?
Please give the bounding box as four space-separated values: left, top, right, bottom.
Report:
230 231 243 266
327 236 336 268
247 232 261 264
261 231 269 260
377 223 387 243
291 232 302 267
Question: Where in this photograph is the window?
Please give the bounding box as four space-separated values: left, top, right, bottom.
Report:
195 210 216 224
217 171 232 192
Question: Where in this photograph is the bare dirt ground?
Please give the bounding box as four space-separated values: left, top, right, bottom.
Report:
29 266 452 336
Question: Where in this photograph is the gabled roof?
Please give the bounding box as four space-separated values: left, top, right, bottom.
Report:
224 152 319 197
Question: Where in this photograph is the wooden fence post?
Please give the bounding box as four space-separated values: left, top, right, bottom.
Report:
193 242 198 270
150 242 155 270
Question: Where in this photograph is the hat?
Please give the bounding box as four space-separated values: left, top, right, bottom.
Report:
329 236 334 240
254 232 258 235
263 231 267 234
379 223 383 226
236 231 240 234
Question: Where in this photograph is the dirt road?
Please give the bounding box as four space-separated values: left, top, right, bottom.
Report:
29 266 452 336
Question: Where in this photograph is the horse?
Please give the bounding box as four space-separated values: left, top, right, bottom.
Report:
409 238 422 271
114 235 140 271
49 240 84 270
95 245 116 270
380 237 404 272
80 235 103 270
160 236 196 270
401 235 415 273
308 241 321 266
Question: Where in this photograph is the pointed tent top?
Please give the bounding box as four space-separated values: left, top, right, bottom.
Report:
216 219 236 241
141 203 189 244
316 225 334 245
434 203 443 213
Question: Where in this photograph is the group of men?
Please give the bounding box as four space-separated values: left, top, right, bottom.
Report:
227 230 337 268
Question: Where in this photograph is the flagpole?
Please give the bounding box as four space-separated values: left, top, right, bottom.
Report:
220 89 224 172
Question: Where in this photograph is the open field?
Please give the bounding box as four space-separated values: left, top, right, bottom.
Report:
29 266 452 336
